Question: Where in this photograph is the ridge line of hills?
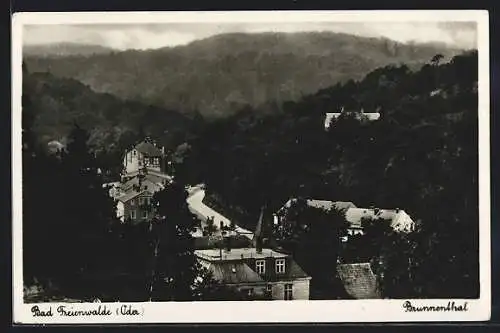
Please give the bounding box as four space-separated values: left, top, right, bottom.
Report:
23 31 467 118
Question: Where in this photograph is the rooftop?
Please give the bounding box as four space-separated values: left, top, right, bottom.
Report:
135 139 163 157
195 247 288 262
344 207 410 228
124 169 172 181
206 261 265 284
277 198 356 214
324 111 381 129
197 248 310 283
336 263 381 299
121 175 165 193
117 189 153 203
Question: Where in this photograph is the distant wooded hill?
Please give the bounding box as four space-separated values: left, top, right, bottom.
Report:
23 32 464 118
24 42 116 57
22 68 194 152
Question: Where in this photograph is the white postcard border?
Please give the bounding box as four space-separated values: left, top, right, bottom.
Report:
11 10 491 324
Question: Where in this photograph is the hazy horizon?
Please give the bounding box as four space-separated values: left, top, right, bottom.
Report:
23 22 477 51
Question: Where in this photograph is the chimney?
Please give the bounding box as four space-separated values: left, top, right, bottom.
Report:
252 206 265 249
224 237 231 252
256 237 263 254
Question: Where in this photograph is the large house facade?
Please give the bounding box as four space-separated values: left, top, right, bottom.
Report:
107 138 173 224
273 198 416 240
195 246 311 300
116 189 155 224
122 137 167 179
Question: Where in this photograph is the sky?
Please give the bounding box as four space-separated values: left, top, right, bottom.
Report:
23 21 477 51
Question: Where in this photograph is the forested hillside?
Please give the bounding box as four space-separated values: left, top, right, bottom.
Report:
23 66 196 176
23 42 115 57
177 51 479 298
24 32 463 118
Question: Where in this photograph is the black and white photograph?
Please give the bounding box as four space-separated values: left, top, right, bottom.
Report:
12 10 490 323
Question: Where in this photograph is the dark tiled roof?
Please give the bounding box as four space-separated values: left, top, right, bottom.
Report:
121 176 164 193
117 190 153 203
210 262 265 284
196 248 311 284
194 235 252 250
336 263 381 299
285 259 310 280
307 200 357 213
277 198 357 214
135 141 163 157
344 208 413 229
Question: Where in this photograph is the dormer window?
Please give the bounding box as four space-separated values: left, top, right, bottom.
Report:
130 199 136 206
275 259 285 274
255 260 266 274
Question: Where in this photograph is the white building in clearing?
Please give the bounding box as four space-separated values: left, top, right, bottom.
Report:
344 207 415 234
324 107 381 130
273 198 416 240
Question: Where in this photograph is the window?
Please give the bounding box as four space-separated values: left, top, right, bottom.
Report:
284 284 293 300
255 260 266 274
275 259 285 274
154 158 160 165
130 210 137 219
142 210 148 219
130 199 136 206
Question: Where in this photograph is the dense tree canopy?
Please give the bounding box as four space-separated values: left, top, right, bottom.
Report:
179 51 480 298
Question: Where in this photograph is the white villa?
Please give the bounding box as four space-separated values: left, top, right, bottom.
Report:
324 107 381 130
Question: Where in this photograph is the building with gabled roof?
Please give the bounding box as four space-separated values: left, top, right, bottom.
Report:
195 246 311 300
108 137 176 224
274 197 415 236
122 137 166 177
115 189 155 224
273 198 358 236
276 198 356 216
324 107 381 130
344 207 415 233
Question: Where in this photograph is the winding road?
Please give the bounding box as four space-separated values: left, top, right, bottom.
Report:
186 185 254 239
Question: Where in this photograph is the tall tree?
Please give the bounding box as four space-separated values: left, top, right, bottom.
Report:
273 199 348 298
54 124 118 298
148 182 199 301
